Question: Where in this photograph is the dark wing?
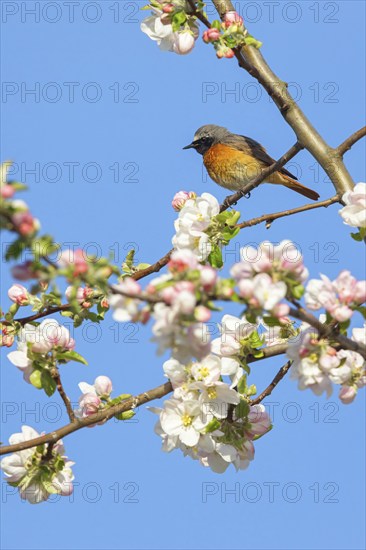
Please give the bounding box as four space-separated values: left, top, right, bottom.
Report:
231 134 298 181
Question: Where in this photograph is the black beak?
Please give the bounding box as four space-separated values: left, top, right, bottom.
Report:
183 142 196 150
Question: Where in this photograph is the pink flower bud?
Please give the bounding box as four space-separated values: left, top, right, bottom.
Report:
169 249 198 272
1 185 15 199
8 284 29 305
1 333 14 347
216 45 235 59
223 11 244 27
101 298 109 309
162 3 174 13
272 303 290 319
172 191 195 211
202 28 221 43
119 277 141 296
79 392 101 416
339 385 357 404
11 211 39 236
173 31 196 55
59 249 89 276
195 305 211 322
94 376 113 396
200 266 217 291
354 280 366 303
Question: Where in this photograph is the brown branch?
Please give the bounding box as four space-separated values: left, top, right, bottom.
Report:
337 126 366 157
1 304 71 327
211 0 355 197
186 0 211 27
0 381 173 456
131 248 173 281
50 367 75 422
289 307 366 358
250 361 292 405
220 142 303 212
237 196 339 229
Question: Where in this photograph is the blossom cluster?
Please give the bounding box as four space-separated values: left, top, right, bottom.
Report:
288 322 366 402
141 1 199 55
231 240 308 314
150 353 271 473
305 270 366 322
6 319 81 393
0 426 74 504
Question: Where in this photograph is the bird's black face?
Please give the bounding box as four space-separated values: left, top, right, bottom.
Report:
183 135 215 155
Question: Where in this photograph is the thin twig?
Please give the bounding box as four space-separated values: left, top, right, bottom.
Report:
337 126 366 156
50 367 75 422
289 307 366 358
237 196 339 229
250 361 292 405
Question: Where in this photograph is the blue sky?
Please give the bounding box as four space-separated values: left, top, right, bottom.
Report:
1 1 365 549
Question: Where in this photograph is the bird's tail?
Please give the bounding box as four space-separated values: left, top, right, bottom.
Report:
275 174 320 201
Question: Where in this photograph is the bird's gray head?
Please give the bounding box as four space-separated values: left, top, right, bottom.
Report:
183 124 230 155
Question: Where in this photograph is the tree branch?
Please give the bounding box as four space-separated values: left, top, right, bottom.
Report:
250 361 292 405
288 307 366 358
337 126 366 157
211 0 356 196
0 381 173 456
237 196 339 230
50 367 75 422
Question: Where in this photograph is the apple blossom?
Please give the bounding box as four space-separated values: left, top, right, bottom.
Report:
287 324 355 397
0 426 74 503
338 385 357 404
109 278 142 322
160 398 207 446
305 270 366 322
339 182 366 228
8 284 29 306
173 31 196 55
58 249 89 276
11 210 40 236
172 192 220 261
172 191 196 211
94 375 113 397
1 184 15 198
7 319 75 383
202 28 221 43
223 11 244 27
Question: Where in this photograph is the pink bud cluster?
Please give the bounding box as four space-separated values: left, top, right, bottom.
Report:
305 270 366 322
231 240 307 313
8 284 30 306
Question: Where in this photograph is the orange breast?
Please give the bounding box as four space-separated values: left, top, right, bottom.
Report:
204 143 264 190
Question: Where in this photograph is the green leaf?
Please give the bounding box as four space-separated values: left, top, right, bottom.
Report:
237 375 247 395
56 350 88 365
211 19 222 30
245 35 263 49
208 244 223 269
114 410 135 421
5 238 28 261
29 369 43 390
41 371 56 397
292 284 304 299
108 394 132 406
204 418 221 433
171 10 187 32
235 399 250 419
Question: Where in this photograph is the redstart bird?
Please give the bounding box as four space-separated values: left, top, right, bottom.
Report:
183 124 319 201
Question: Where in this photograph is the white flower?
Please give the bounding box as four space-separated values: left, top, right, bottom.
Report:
109 278 141 322
252 273 287 310
339 182 366 228
191 355 221 385
196 381 240 419
0 426 74 504
140 13 177 52
172 192 220 261
7 319 75 383
160 399 206 447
